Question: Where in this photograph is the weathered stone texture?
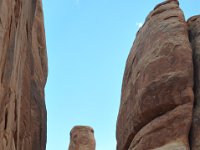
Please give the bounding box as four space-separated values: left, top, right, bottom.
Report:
69 126 96 150
188 15 200 150
0 0 47 150
116 0 194 149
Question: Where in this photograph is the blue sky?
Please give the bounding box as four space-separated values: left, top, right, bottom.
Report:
42 0 199 149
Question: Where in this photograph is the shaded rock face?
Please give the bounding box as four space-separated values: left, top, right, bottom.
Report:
188 15 200 150
116 0 199 150
0 0 47 150
69 126 96 150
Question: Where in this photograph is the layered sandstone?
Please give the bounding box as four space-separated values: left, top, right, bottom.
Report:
0 0 47 150
116 0 194 150
188 15 200 150
69 126 96 150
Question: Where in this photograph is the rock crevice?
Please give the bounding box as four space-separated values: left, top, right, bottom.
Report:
188 15 200 150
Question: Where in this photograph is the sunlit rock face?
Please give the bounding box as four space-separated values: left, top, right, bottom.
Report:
188 15 200 150
0 0 48 150
116 0 198 149
69 126 96 150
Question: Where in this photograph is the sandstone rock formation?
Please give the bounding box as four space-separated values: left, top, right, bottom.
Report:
188 15 200 150
69 126 96 150
116 0 198 149
0 0 47 150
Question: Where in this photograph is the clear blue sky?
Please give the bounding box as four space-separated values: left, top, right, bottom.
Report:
42 0 199 149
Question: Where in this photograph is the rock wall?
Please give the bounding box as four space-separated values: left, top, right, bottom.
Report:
69 126 96 150
188 15 200 150
116 0 199 149
0 0 47 150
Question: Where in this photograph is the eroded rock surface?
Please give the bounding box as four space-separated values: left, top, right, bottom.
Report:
188 15 200 150
69 126 96 150
0 0 47 150
116 0 194 149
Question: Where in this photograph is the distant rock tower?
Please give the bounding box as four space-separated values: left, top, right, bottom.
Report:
68 126 96 150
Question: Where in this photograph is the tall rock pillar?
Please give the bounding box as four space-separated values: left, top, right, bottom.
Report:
116 0 194 149
0 0 48 150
